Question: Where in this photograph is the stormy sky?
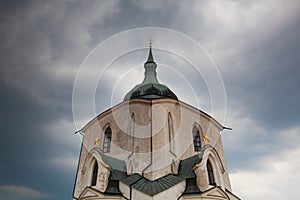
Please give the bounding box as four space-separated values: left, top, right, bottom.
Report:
0 0 300 199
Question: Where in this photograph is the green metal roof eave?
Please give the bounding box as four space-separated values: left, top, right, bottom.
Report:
124 83 178 101
120 173 143 185
120 174 184 196
178 153 203 178
123 84 142 101
131 174 184 196
99 152 127 176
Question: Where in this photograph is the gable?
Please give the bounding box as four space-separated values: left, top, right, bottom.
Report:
78 187 123 200
201 187 229 199
79 187 102 199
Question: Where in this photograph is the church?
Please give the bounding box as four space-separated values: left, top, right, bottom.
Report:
73 44 241 200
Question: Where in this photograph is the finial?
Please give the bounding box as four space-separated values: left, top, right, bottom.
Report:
149 39 152 48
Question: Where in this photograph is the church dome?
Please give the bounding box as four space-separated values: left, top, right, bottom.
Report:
124 45 178 101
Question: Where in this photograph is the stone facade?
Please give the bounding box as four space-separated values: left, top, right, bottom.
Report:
73 99 240 199
73 47 240 200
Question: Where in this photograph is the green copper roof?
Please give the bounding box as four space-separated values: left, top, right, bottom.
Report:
105 180 122 194
178 154 202 178
120 173 143 185
178 146 208 179
124 83 178 100
146 46 154 63
98 152 206 196
121 173 184 196
124 46 178 101
99 152 127 175
183 178 201 194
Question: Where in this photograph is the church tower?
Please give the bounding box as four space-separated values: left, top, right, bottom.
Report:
73 45 240 200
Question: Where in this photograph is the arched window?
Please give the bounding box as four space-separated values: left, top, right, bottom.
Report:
207 160 216 186
103 126 112 153
91 161 98 186
168 113 174 152
193 126 201 151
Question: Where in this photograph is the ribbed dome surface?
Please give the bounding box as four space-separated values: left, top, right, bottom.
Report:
124 83 178 101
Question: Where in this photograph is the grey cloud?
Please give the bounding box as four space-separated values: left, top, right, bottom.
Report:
1 0 300 199
223 14 300 130
0 1 117 199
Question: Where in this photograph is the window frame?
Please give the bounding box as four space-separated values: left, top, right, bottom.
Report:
192 126 201 152
207 160 216 186
91 161 98 186
103 126 112 153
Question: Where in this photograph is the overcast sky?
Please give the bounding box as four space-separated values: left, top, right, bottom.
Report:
0 0 300 199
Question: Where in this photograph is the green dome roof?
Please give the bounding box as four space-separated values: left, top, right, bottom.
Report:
124 46 178 101
124 83 178 101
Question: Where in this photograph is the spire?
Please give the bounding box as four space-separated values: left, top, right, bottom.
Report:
123 41 178 101
146 40 154 63
142 41 158 84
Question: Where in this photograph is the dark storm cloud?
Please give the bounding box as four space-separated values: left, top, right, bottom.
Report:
216 3 300 173
88 0 193 44
182 1 300 177
223 18 300 130
0 0 300 199
0 1 184 199
0 78 78 199
0 1 119 199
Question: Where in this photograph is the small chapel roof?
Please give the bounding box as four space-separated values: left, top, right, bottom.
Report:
178 153 202 179
123 44 178 101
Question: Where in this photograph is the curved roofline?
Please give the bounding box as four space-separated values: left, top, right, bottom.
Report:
79 99 226 133
178 100 225 131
